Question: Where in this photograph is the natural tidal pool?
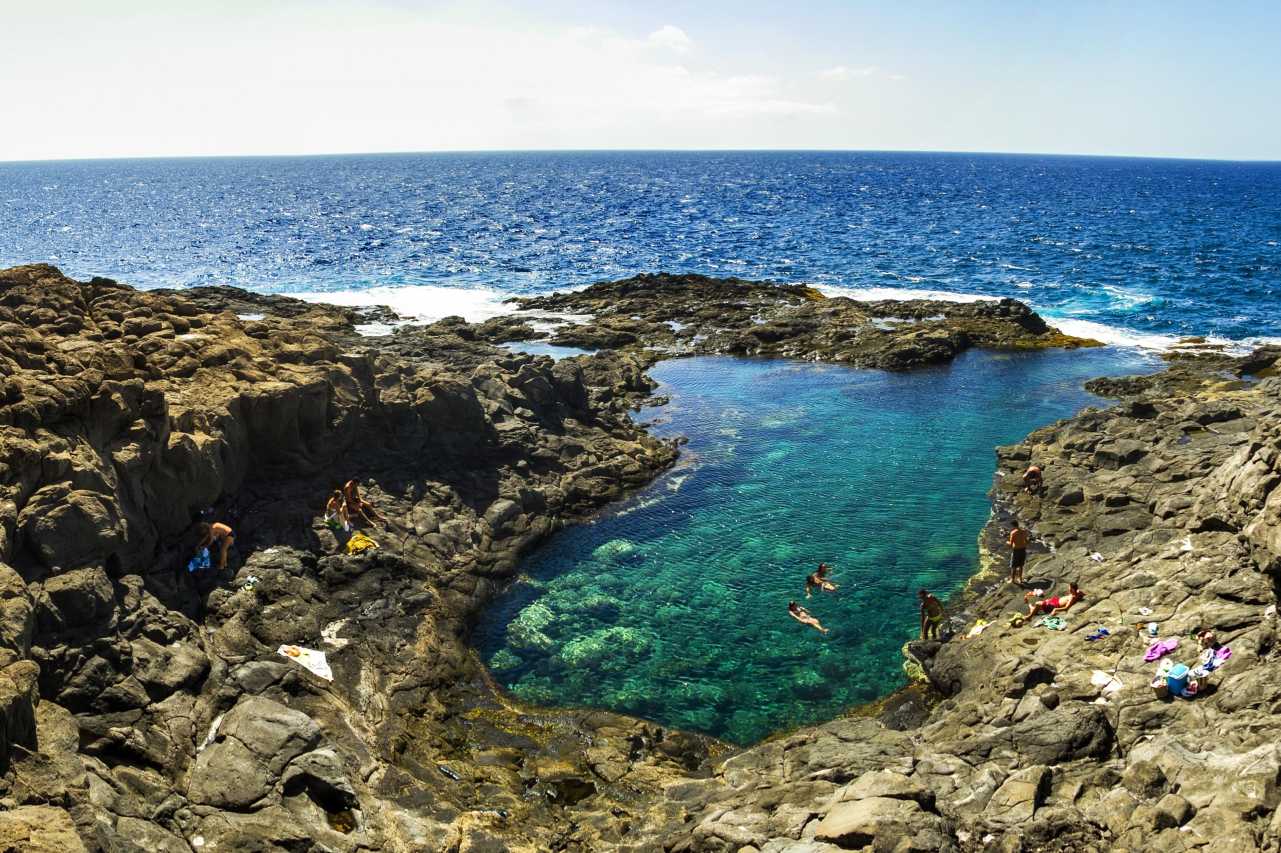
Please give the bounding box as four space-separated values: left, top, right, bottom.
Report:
474 347 1157 744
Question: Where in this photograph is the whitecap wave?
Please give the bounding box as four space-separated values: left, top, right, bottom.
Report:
295 284 515 323
815 284 999 304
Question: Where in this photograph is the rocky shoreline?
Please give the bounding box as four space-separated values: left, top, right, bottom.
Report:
2 264 1279 852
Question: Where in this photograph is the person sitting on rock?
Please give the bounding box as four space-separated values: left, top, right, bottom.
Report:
343 479 387 527
805 563 839 598
1023 582 1084 620
1008 521 1029 585
788 601 829 634
196 521 236 573
1023 464 1043 494
324 489 351 532
919 589 945 640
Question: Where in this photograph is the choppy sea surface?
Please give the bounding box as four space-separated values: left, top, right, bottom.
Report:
4 151 1276 742
3 151 1279 346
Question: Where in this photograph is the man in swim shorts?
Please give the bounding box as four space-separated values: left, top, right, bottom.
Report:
805 563 839 598
1008 521 1029 585
919 589 945 640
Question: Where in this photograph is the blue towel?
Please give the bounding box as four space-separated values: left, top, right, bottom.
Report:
187 548 211 573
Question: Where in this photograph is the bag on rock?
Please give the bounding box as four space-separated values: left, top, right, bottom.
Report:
346 531 378 555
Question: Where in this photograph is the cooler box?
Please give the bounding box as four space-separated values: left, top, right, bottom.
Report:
1166 664 1190 696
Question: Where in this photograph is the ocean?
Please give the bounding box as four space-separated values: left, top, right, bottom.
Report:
3 151 1279 347
5 150 1277 742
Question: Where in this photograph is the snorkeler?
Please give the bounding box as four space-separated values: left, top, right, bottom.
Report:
805 563 839 598
788 601 829 634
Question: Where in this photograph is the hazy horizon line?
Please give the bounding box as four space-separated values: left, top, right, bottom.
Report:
4 146 1280 167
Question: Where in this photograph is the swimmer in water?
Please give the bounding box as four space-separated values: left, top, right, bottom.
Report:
788 601 829 634
805 563 839 598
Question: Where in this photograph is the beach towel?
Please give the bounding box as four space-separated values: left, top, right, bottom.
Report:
1144 637 1179 662
1035 616 1066 631
187 548 211 573
277 644 334 681
966 620 989 639
1091 670 1123 695
1085 627 1110 641
346 531 378 555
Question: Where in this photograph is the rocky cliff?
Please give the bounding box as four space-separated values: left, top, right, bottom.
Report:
2 264 1279 852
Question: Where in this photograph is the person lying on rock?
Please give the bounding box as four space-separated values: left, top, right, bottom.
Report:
1008 521 1029 585
805 563 839 598
343 479 387 527
196 521 236 572
788 601 829 634
1023 582 1084 620
919 589 945 640
325 489 351 531
1023 464 1043 494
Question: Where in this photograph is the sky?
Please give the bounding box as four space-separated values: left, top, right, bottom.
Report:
3 0 1280 161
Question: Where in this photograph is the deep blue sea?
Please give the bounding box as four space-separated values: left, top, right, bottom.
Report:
2 151 1279 344
4 151 1277 742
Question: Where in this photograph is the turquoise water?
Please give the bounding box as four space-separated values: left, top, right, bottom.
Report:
474 348 1157 744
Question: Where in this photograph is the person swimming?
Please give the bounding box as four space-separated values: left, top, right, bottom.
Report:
788 601 829 634
805 563 839 598
1023 582 1084 619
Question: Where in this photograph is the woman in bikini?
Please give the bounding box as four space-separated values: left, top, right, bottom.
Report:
788 601 829 635
196 521 236 572
1023 582 1084 619
805 563 839 598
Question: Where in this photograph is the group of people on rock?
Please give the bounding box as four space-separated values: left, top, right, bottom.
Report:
324 478 386 531
787 462 1084 642
186 478 386 579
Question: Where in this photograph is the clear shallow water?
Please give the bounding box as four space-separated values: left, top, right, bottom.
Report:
475 347 1157 744
2 151 1279 343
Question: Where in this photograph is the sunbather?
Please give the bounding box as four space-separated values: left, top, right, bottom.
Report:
343 479 387 527
1023 582 1084 619
788 601 828 634
805 563 839 598
1023 464 1043 494
196 521 235 572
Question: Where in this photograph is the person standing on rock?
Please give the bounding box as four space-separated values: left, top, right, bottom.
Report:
919 589 945 640
196 521 236 573
788 601 829 634
343 479 387 527
1008 521 1029 585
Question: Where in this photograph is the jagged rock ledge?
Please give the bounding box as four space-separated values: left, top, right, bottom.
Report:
2 264 1280 851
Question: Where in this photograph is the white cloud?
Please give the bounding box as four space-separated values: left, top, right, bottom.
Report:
0 6 838 159
820 65 905 81
648 24 693 53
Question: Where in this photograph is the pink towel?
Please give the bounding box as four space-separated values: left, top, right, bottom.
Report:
1144 637 1179 662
